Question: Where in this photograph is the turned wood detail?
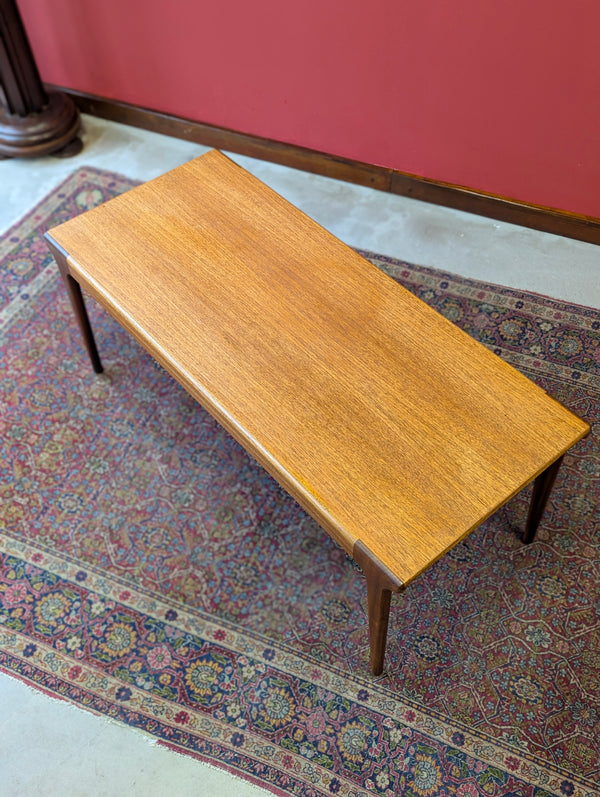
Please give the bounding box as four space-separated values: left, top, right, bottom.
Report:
0 0 81 157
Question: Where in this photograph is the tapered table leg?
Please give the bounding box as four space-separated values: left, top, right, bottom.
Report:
523 455 564 544
353 540 403 676
45 235 104 374
365 576 393 676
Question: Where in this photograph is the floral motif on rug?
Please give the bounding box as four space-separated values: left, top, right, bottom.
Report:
1 168 599 797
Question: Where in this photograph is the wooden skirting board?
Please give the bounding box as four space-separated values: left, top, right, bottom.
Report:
49 85 600 247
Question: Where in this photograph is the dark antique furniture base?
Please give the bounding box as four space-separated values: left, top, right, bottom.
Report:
0 0 81 157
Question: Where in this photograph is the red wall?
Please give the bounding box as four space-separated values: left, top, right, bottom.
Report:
18 0 600 218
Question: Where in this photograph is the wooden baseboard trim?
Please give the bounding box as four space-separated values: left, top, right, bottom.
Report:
51 85 600 247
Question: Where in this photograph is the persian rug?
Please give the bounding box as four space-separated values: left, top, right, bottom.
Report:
1 168 599 797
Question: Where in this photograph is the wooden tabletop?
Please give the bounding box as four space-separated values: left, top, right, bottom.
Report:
47 150 590 587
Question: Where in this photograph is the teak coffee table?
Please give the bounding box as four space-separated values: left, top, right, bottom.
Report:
45 150 589 675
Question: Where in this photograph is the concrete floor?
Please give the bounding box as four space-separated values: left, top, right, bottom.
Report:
1 115 598 796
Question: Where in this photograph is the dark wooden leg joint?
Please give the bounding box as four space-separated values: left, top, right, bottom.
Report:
353 540 404 676
45 234 104 374
523 455 565 544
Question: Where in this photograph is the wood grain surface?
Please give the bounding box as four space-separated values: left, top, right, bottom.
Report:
46 150 590 586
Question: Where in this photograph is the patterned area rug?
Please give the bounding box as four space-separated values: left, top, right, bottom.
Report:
1 168 599 797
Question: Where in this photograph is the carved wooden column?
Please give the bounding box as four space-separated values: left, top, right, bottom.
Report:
0 0 82 157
